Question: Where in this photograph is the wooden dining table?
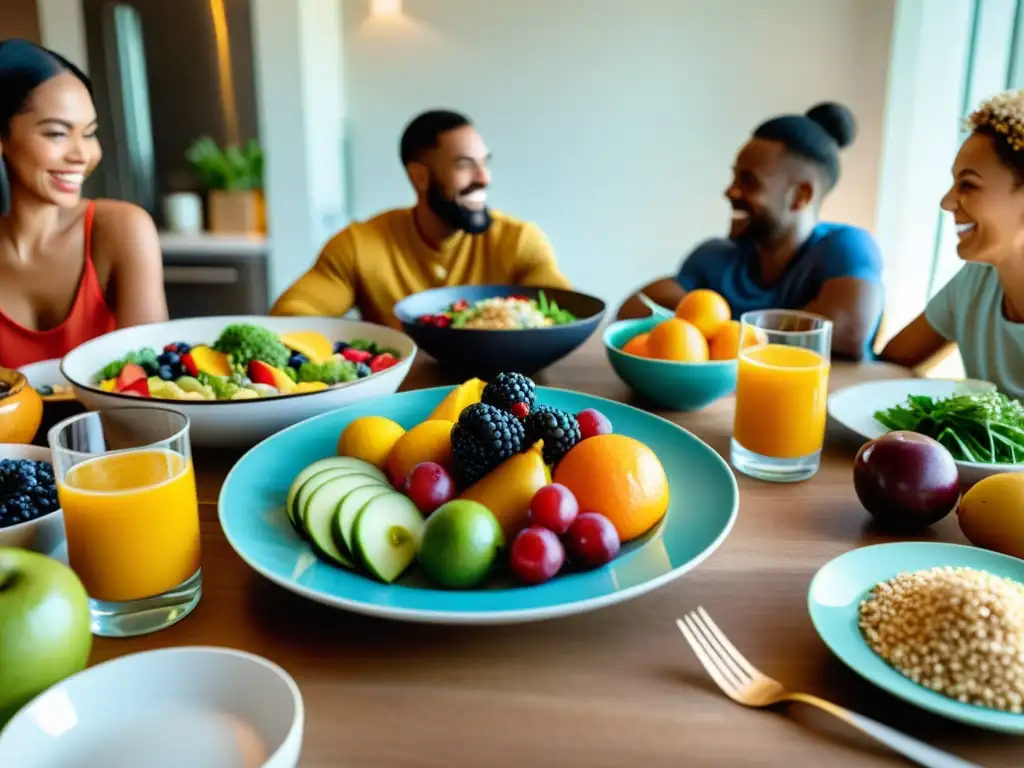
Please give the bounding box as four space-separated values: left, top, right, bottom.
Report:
84 335 1022 767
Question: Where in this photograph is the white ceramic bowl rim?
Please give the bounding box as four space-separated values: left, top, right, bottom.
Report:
0 646 304 762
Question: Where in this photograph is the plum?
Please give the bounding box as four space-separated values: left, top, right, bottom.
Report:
853 431 960 530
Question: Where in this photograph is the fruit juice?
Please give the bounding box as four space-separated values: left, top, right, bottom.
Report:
57 449 201 603
733 344 830 459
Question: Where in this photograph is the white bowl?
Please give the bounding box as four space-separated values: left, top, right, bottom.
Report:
17 358 74 402
0 444 64 555
828 377 1022 486
0 646 304 768
60 315 417 447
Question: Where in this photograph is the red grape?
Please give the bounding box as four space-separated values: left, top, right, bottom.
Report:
509 526 565 585
576 409 612 440
404 462 455 515
565 512 621 568
528 483 579 535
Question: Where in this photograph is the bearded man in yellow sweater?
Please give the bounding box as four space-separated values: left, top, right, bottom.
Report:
270 110 571 327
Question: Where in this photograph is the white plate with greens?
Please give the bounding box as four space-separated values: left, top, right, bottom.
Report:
828 378 1024 485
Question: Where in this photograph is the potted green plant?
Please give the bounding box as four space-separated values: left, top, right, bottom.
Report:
185 136 266 235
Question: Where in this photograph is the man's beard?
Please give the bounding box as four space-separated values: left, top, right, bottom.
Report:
732 206 781 244
426 177 492 234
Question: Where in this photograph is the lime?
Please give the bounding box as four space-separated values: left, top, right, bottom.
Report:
416 500 504 589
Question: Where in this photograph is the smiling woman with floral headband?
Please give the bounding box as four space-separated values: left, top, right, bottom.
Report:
882 90 1024 397
0 39 167 369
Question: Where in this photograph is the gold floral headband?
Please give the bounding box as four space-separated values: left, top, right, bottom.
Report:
965 90 1024 152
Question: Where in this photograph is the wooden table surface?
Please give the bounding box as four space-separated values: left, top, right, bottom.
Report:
88 336 1023 767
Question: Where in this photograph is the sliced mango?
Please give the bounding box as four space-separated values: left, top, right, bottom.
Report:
458 443 550 540
279 331 333 363
182 345 232 377
429 378 487 422
99 379 116 392
294 381 328 393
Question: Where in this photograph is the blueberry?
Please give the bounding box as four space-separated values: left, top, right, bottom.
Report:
355 362 371 378
158 352 181 367
333 341 349 354
174 341 192 354
36 385 54 396
142 360 160 376
158 365 175 381
288 353 308 369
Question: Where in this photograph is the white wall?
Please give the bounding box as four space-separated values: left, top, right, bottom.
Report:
341 0 895 304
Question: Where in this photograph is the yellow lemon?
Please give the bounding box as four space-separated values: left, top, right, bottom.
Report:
337 416 406 470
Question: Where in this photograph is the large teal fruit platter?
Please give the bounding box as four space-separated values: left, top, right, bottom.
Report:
219 379 738 624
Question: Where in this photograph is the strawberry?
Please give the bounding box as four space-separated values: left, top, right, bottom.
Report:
433 315 451 328
120 377 150 397
369 353 398 373
452 299 469 312
114 363 147 392
341 347 372 364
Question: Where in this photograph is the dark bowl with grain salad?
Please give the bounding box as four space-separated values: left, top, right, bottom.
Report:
393 285 606 377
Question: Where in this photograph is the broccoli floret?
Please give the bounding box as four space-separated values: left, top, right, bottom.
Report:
212 324 289 369
96 348 159 381
297 359 357 385
197 372 240 400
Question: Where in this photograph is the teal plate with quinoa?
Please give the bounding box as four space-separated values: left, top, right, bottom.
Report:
809 542 1024 733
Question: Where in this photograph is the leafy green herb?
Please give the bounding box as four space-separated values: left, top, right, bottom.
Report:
874 391 1024 464
536 290 576 325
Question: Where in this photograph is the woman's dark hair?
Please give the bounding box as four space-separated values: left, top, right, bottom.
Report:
752 102 857 193
973 124 1024 185
0 38 93 215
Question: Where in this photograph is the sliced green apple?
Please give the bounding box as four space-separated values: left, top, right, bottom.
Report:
332 484 394 560
285 457 387 530
303 474 387 568
353 494 424 583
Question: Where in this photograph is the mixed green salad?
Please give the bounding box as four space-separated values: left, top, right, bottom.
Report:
875 391 1024 464
416 291 577 330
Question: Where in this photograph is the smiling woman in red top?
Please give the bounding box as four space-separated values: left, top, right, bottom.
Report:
0 39 167 369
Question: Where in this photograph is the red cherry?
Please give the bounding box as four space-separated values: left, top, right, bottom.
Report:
369 353 398 373
404 462 455 515
418 314 435 325
564 512 621 568
434 316 452 328
528 483 579 535
510 402 530 420
509 526 565 585
576 409 613 440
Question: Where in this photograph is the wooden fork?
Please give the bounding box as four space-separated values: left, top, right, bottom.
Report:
676 607 981 768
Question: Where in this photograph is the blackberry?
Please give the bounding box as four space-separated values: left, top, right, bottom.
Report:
451 403 526 487
481 372 536 418
525 406 582 466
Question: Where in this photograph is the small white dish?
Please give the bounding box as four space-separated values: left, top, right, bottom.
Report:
17 359 74 403
0 647 304 768
828 377 1023 486
0 444 64 555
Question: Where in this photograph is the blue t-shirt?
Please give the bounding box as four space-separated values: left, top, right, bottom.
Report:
675 222 884 354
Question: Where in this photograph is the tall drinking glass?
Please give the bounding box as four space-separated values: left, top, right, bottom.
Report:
730 310 833 482
48 407 202 637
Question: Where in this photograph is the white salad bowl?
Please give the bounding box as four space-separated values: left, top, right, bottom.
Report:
0 646 304 768
0 444 64 555
60 316 417 448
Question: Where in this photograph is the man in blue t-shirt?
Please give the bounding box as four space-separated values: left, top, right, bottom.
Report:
617 102 884 360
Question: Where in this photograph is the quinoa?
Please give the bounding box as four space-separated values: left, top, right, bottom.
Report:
858 566 1024 713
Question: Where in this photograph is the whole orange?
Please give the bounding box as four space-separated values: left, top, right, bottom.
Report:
675 289 731 338
708 320 765 360
621 332 650 357
553 434 670 541
646 318 709 362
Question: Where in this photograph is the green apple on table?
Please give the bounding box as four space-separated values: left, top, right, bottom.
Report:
417 500 505 589
0 547 92 725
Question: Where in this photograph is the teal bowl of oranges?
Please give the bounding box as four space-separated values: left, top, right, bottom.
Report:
603 291 752 411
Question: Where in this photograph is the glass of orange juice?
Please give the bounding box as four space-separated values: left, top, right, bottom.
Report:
731 310 833 483
47 407 201 637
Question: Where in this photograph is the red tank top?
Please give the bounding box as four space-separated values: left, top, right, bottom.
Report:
0 202 118 369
